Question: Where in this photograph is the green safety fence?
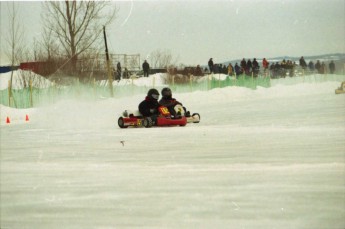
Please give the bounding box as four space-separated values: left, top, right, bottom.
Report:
10 74 341 109
0 75 271 108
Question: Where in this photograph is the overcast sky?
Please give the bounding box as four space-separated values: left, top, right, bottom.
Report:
0 0 344 66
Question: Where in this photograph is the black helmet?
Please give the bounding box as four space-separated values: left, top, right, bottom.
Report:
161 87 172 99
147 88 159 100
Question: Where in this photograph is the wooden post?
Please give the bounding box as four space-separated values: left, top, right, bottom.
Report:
93 78 96 98
252 71 254 89
190 74 193 92
29 79 33 107
8 80 11 107
103 26 114 97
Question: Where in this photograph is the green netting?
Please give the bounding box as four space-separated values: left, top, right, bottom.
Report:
3 73 343 109
0 76 270 108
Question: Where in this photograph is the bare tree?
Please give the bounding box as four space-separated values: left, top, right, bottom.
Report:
149 49 178 69
4 2 26 66
3 2 28 108
41 27 59 61
42 1 117 72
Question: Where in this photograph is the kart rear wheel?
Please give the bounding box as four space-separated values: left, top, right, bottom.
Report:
143 117 153 128
118 117 128 128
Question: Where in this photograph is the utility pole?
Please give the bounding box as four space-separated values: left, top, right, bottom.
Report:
103 26 114 97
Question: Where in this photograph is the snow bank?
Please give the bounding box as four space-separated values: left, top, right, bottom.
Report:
0 69 51 90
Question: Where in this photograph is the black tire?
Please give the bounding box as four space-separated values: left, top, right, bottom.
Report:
118 117 128 128
143 117 153 128
192 113 200 123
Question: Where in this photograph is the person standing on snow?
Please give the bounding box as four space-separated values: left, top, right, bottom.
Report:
262 58 269 69
299 56 307 70
329 60 335 74
227 63 234 76
240 58 247 74
252 58 260 76
142 60 150 77
234 63 242 76
315 60 321 73
262 58 269 76
138 88 160 117
116 62 122 80
208 58 214 73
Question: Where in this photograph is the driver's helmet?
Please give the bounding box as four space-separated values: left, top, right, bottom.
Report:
161 87 172 99
147 88 160 100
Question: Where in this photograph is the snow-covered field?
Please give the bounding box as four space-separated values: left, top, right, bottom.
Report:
1 74 345 229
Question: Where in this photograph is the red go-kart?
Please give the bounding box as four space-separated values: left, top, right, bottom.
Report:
118 106 187 128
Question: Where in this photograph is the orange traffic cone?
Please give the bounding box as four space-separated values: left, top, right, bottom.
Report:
25 114 29 122
6 117 10 124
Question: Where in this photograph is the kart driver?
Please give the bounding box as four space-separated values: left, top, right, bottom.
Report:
159 87 190 118
138 88 160 117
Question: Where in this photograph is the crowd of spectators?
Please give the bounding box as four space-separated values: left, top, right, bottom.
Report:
205 56 338 78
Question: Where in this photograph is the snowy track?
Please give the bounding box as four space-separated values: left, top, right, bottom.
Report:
1 78 345 228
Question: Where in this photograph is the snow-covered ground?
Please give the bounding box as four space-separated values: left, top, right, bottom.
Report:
1 74 345 229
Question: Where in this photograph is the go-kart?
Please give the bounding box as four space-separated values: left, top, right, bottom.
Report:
118 106 187 128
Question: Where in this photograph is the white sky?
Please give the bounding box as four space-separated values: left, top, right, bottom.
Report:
0 0 344 66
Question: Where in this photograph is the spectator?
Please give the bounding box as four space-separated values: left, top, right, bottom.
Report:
142 60 150 77
195 65 202 76
286 60 295 77
308 61 315 72
240 58 247 73
227 63 234 76
219 64 223 74
246 59 252 75
234 63 242 76
315 60 321 73
252 58 259 76
273 62 280 78
320 62 326 74
123 67 129 79
221 64 227 74
116 62 122 80
262 58 269 70
329 60 335 74
299 56 307 69
214 64 219 74
208 58 214 73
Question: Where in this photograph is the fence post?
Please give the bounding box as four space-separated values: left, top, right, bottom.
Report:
208 74 212 90
189 74 193 92
93 78 96 99
252 71 254 89
29 79 33 107
8 80 11 107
